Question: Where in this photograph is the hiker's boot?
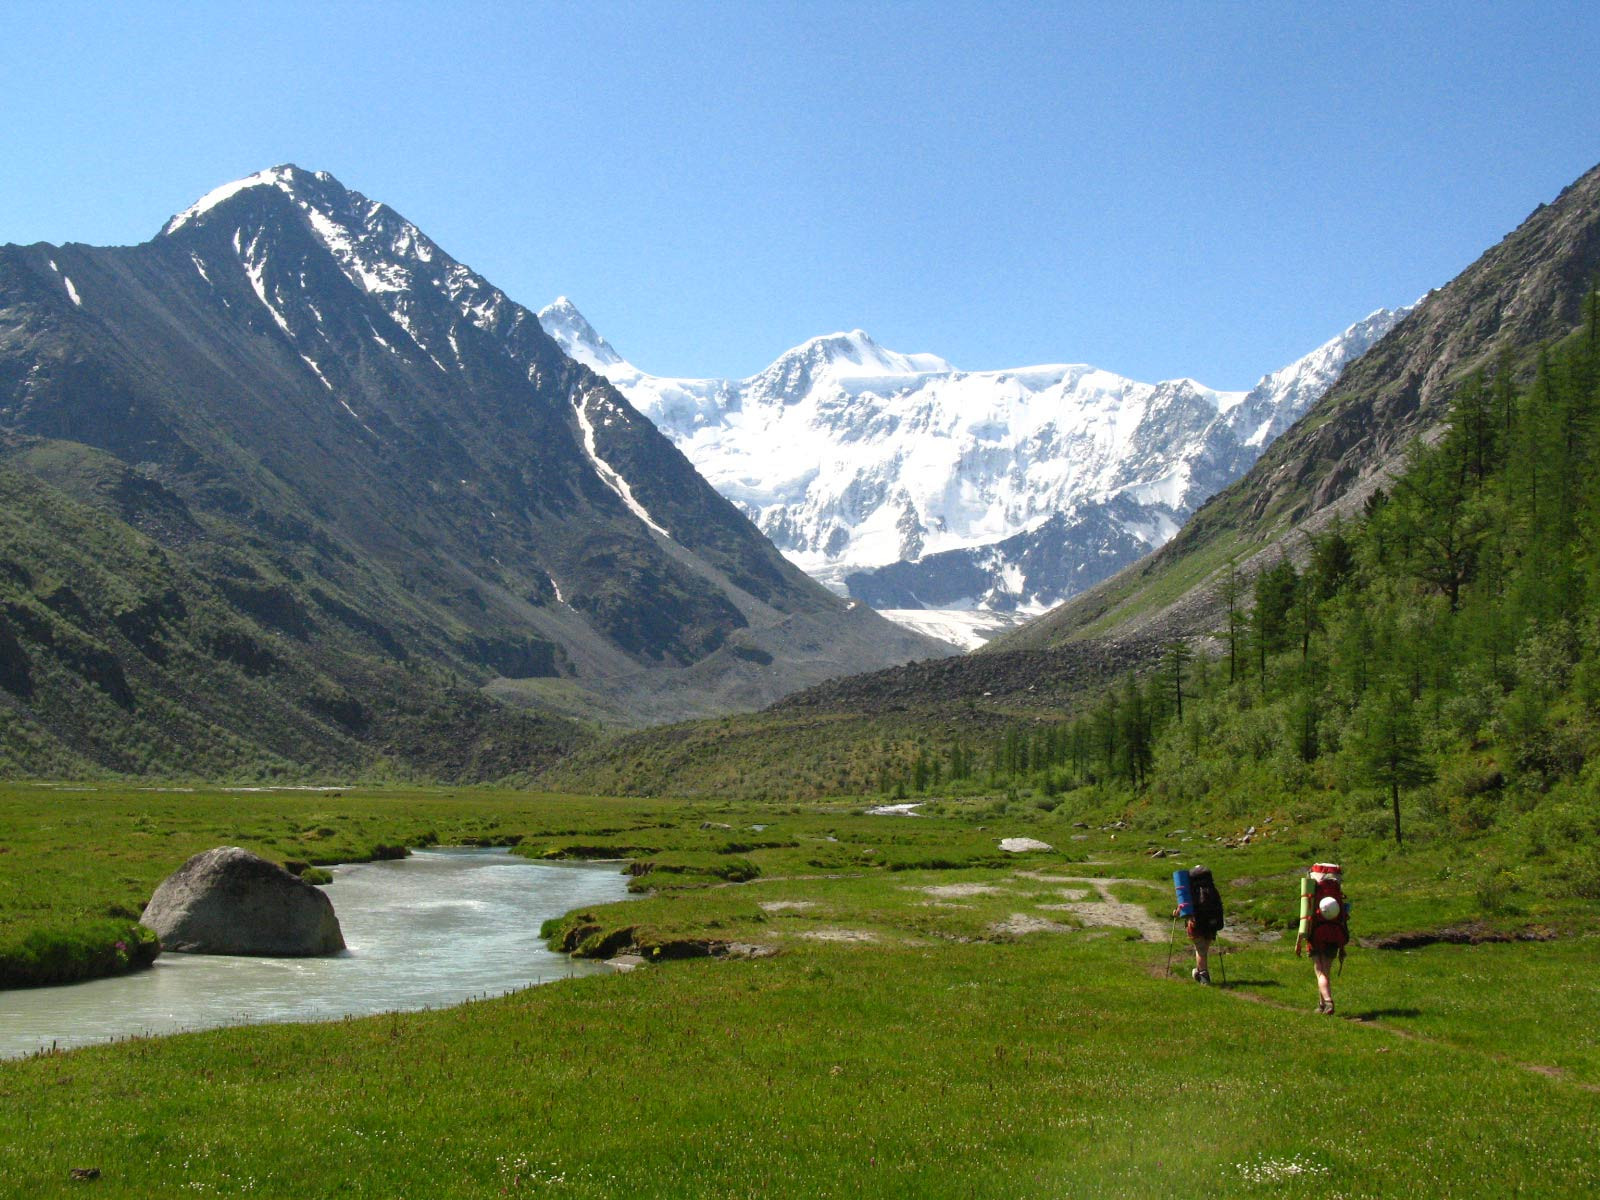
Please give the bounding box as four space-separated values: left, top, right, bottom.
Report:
1198 970 1211 985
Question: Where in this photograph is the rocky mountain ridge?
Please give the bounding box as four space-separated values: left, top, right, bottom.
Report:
0 165 947 773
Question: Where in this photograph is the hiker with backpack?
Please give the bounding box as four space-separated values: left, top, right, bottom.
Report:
1296 862 1350 1014
1174 864 1225 984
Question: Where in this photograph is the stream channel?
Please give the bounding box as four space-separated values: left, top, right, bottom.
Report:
0 847 629 1060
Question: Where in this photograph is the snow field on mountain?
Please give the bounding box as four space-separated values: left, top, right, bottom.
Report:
539 298 1408 627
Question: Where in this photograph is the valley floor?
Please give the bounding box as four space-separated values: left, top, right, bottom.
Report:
0 784 1595 1198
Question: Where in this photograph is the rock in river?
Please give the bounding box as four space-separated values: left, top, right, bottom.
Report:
142 847 346 956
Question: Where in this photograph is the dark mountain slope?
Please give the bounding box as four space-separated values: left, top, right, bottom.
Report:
0 167 945 765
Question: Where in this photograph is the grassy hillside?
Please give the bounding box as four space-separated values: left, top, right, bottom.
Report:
535 644 1151 799
0 449 590 781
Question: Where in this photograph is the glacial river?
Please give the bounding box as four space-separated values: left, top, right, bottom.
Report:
0 847 629 1059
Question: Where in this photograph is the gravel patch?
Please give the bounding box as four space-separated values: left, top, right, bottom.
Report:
990 913 1075 937
799 928 880 943
919 882 1009 898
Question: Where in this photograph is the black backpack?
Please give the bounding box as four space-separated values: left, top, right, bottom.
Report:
1190 869 1225 936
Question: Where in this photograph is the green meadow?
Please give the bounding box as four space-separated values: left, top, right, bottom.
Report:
0 782 1596 1198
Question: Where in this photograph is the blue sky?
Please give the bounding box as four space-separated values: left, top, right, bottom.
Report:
5 2 1599 387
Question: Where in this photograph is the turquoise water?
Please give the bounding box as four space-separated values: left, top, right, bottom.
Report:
0 848 628 1059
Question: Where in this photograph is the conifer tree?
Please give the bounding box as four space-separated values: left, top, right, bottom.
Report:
1220 560 1243 684
1093 692 1120 781
1453 370 1495 489
1308 521 1356 600
1164 639 1192 722
1388 434 1487 611
1252 558 1298 690
1352 686 1432 846
1118 675 1151 788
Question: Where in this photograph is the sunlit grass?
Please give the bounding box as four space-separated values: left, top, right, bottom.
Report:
3 940 1596 1197
1 782 1597 1196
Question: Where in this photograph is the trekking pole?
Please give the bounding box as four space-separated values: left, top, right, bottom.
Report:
1164 913 1178 978
1219 947 1227 989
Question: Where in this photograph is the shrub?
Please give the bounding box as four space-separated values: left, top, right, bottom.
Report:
1473 868 1515 915
1559 847 1600 900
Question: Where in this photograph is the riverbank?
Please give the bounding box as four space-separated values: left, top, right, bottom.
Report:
0 919 158 989
0 783 666 988
0 849 626 1059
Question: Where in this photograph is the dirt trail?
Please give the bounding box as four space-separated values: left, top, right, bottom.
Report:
1028 875 1169 942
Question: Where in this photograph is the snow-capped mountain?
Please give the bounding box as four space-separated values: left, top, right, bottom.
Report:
538 298 1409 643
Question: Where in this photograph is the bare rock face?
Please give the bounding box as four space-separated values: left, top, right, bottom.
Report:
142 847 345 956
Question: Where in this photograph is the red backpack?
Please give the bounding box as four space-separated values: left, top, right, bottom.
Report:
1307 864 1349 951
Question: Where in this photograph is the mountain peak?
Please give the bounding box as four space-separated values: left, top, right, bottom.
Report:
156 164 503 354
568 295 1403 621
769 329 954 380
160 164 328 236
537 297 624 370
2 169 952 744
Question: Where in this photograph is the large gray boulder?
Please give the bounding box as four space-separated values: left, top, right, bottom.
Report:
142 847 345 956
